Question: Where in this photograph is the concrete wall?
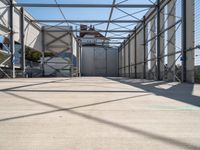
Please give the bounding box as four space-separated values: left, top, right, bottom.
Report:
81 46 118 77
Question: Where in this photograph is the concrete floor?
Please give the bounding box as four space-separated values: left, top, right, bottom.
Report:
0 77 200 150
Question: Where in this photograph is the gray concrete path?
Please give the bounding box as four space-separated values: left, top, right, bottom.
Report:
0 77 200 150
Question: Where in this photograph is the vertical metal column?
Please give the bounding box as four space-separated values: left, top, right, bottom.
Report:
79 42 82 76
121 46 123 76
76 41 80 77
156 0 161 80
117 48 120 77
128 35 131 77
41 27 45 77
182 0 195 83
9 0 15 78
167 0 176 81
134 27 137 78
150 18 156 80
20 7 25 77
123 41 126 77
182 0 187 82
160 7 165 80
105 47 108 76
143 16 146 79
71 33 74 77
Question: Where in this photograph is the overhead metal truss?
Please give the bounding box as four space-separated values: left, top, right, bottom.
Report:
10 1 158 46
13 3 155 8
42 30 133 33
31 20 142 23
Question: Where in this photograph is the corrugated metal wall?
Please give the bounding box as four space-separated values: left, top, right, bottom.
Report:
81 46 118 77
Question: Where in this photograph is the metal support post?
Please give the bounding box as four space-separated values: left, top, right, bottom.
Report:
182 0 187 82
71 34 74 77
181 0 195 83
20 7 25 77
42 27 45 77
156 0 161 80
123 42 126 77
77 41 81 77
128 35 131 77
105 48 108 76
134 27 137 78
143 16 146 79
9 0 15 78
118 48 120 77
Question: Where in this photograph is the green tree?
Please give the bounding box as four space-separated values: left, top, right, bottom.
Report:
25 47 42 62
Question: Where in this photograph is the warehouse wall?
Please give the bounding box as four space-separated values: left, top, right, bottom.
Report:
118 0 195 83
81 46 118 77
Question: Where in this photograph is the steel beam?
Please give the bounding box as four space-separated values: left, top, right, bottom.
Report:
182 0 187 82
95 42 122 44
105 0 116 37
128 35 131 77
46 32 69 46
134 27 137 78
9 0 15 78
20 7 25 77
44 29 132 33
78 37 127 40
41 27 45 77
118 48 120 76
13 3 155 8
181 0 195 83
123 42 126 77
32 20 141 23
70 34 73 77
143 16 146 79
167 0 176 81
156 0 161 80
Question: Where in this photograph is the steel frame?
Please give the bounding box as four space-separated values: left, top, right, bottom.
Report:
42 28 74 77
0 0 195 83
118 0 195 83
31 20 142 24
13 3 155 8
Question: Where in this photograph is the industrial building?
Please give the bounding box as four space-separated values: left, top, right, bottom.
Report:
0 0 200 149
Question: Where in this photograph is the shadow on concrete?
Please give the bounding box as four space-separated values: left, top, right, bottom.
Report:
2 89 147 93
1 92 199 150
107 77 200 107
0 92 150 122
0 78 69 91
